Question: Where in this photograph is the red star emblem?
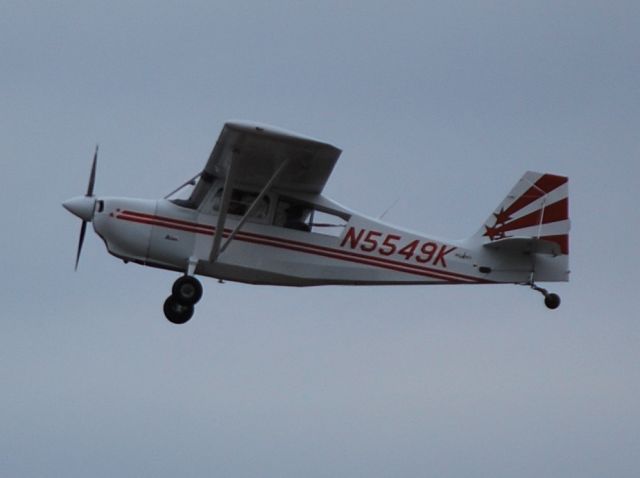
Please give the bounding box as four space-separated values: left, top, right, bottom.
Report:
493 208 511 225
484 225 505 240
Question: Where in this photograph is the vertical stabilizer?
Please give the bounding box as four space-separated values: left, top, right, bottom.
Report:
472 171 569 255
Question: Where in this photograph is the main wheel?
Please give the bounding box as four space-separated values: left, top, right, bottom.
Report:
163 296 194 324
544 293 561 310
172 275 203 305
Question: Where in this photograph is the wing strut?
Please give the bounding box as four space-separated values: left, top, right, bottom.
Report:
219 157 291 255
209 155 290 263
209 151 239 263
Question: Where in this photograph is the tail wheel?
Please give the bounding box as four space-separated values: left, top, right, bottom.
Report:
172 275 203 305
529 282 561 310
544 293 561 310
163 296 194 324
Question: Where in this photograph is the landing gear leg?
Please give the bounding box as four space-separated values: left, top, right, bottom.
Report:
163 275 203 324
529 282 561 310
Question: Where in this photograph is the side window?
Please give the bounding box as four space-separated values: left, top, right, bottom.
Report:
308 210 348 237
275 198 348 236
275 200 312 232
212 188 271 220
211 189 223 211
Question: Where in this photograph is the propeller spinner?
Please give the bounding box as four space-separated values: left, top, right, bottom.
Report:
63 146 98 270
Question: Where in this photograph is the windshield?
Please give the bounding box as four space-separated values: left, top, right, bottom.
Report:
167 174 199 209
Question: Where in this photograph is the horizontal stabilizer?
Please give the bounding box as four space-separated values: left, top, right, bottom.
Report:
483 237 562 256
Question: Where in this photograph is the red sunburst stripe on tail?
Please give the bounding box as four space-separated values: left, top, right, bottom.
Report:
492 198 568 235
541 234 569 255
503 174 567 218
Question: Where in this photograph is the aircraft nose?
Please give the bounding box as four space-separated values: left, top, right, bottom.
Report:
63 196 96 222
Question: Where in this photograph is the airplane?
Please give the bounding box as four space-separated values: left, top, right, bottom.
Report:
63 121 570 324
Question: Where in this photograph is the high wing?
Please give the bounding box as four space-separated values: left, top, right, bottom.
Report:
187 121 342 208
179 121 341 263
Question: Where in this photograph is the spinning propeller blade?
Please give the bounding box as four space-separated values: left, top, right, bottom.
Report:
87 145 98 197
75 221 87 271
65 146 99 270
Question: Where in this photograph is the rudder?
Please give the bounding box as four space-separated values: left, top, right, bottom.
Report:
472 171 570 255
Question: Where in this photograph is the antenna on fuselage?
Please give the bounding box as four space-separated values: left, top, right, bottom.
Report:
378 196 401 220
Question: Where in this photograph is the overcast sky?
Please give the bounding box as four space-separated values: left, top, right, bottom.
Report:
2 1 639 477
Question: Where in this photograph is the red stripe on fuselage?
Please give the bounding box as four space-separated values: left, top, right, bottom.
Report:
118 212 215 235
115 210 489 284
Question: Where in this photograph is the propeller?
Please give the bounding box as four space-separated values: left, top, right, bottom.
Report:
63 146 98 270
75 216 88 271
86 145 98 196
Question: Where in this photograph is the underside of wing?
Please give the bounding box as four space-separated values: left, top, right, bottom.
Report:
187 121 342 207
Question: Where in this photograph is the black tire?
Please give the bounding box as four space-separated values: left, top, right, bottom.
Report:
163 296 194 324
172 275 203 305
544 293 561 310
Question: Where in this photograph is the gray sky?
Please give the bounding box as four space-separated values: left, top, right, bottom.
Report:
2 1 639 476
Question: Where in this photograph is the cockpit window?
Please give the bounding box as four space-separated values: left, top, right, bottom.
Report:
170 198 197 209
212 189 271 220
167 174 199 209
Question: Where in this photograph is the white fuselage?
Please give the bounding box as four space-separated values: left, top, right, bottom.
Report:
91 191 567 287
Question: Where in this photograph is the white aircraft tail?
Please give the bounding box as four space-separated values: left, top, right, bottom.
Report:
472 171 570 258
